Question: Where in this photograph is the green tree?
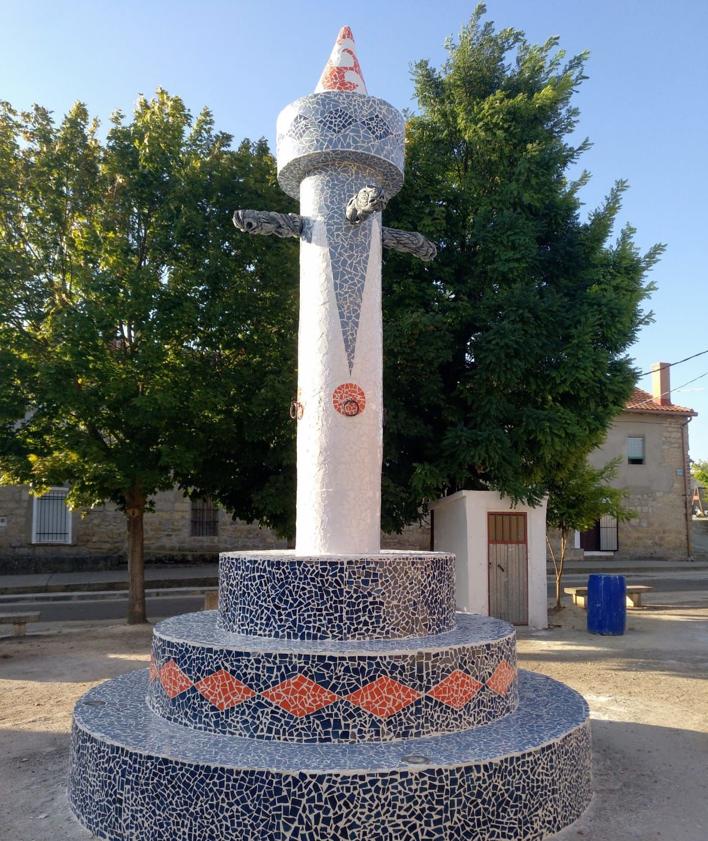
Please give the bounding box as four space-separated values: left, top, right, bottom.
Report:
546 458 633 609
691 460 708 489
691 460 708 516
381 5 660 530
0 92 297 622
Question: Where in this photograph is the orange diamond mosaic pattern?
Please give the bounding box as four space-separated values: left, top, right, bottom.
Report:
145 611 520 742
152 655 516 719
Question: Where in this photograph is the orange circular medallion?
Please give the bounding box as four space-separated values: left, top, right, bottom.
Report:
332 383 366 416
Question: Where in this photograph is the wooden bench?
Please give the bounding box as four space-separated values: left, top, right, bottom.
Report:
0 611 41 637
564 585 653 609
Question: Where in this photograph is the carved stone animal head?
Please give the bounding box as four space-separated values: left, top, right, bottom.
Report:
232 209 259 233
345 185 386 224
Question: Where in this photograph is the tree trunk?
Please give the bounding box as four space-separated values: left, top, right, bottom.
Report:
126 490 147 624
555 531 567 610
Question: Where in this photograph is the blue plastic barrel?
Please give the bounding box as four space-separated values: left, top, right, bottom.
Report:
587 574 626 635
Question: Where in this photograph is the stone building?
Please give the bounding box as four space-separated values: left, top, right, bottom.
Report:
579 362 696 560
0 485 429 575
0 489 287 574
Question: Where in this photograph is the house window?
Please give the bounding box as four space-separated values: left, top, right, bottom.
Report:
580 516 618 552
190 497 218 537
32 488 72 544
627 436 645 465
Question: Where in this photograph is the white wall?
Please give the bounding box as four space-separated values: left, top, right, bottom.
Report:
431 490 548 629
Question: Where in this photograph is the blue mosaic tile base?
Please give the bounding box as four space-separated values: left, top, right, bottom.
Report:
69 669 591 841
218 551 456 640
147 612 518 742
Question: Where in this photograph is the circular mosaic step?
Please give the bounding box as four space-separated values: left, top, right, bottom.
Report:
147 612 517 742
70 669 591 841
218 550 456 640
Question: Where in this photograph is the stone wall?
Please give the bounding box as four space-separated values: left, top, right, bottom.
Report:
545 530 583 564
587 412 692 560
0 485 429 574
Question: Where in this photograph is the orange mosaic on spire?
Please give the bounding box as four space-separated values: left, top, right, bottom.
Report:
315 25 367 93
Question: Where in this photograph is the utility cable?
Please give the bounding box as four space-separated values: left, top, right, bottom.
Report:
630 368 708 408
638 349 708 377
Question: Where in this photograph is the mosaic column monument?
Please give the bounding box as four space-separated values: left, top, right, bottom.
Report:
235 28 436 554
68 27 592 841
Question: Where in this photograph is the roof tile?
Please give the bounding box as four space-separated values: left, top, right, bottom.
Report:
625 388 696 416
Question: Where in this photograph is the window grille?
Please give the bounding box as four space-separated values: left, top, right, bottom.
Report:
599 515 619 551
627 436 645 465
32 488 72 544
190 497 218 537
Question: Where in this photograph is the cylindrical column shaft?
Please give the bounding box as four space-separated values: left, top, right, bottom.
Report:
295 162 383 554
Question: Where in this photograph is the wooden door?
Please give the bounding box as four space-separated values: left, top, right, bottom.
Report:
488 512 528 625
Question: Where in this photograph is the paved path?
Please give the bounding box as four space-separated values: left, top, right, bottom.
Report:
0 570 705 626
556 570 708 593
3 599 707 840
15 594 207 624
2 550 708 625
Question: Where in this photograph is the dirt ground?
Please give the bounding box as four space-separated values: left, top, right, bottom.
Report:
1 601 707 841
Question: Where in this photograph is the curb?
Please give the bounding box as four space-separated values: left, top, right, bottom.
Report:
0 585 217 605
0 576 218 597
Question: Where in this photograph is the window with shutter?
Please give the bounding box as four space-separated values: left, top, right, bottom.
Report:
32 488 72 544
627 436 645 465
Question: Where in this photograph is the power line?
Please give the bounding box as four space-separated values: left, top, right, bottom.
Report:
639 349 708 377
630 368 708 408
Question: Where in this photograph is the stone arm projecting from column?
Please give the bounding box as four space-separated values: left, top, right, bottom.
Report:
381 227 437 262
232 209 303 239
233 209 437 262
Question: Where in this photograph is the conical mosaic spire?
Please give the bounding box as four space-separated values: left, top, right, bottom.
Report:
315 25 367 93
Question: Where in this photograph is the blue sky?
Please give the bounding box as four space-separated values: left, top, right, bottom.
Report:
3 0 707 459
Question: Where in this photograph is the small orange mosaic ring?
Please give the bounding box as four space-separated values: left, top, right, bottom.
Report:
332 383 366 416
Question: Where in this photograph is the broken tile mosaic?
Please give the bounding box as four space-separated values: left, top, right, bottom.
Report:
68 27 591 836
147 612 518 742
217 550 456 640
307 163 378 371
69 669 592 841
277 91 405 201
332 382 366 416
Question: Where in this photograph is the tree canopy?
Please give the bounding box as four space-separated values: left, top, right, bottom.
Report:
0 91 297 620
0 6 662 587
380 5 659 530
692 460 708 490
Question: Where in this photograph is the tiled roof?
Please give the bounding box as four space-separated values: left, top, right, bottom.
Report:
624 387 697 416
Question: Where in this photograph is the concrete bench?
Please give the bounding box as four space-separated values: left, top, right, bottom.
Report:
0 611 41 636
564 585 653 609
